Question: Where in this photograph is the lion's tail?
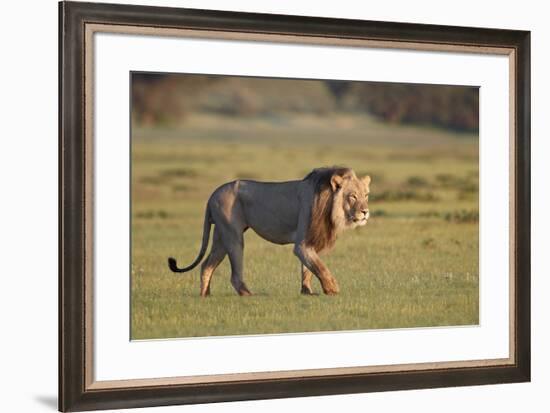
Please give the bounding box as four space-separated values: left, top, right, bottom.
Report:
167 204 212 273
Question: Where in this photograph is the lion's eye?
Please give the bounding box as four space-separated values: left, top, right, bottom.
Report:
349 194 357 202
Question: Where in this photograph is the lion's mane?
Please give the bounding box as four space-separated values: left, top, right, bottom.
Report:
304 167 352 252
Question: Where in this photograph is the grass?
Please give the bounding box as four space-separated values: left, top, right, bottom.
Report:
131 116 479 340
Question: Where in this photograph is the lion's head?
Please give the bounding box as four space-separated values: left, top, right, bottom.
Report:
304 167 371 252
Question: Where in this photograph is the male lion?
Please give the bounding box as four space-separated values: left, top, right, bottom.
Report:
168 167 370 297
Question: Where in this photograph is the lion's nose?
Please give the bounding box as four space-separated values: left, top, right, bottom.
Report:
362 209 369 216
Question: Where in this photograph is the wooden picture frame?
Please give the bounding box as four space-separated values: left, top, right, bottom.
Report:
59 1 530 411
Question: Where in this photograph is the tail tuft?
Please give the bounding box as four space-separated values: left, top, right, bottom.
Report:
168 257 181 273
167 204 212 274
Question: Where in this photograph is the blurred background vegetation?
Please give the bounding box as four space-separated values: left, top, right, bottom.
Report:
130 73 479 339
132 73 478 133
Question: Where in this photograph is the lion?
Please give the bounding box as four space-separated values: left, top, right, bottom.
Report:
168 167 371 297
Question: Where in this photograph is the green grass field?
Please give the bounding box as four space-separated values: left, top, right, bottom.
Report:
131 114 479 340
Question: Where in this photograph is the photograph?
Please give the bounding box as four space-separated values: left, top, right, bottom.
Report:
130 73 480 340
55 2 532 411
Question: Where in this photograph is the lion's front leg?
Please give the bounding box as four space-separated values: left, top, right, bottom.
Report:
294 244 339 295
301 265 317 295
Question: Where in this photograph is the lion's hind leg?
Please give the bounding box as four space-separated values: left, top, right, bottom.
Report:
208 195 252 296
216 227 251 296
200 228 226 297
226 235 252 296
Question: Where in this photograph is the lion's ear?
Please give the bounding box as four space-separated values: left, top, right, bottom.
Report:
362 175 371 189
330 174 344 192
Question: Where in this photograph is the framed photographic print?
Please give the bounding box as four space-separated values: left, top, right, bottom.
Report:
59 1 530 411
